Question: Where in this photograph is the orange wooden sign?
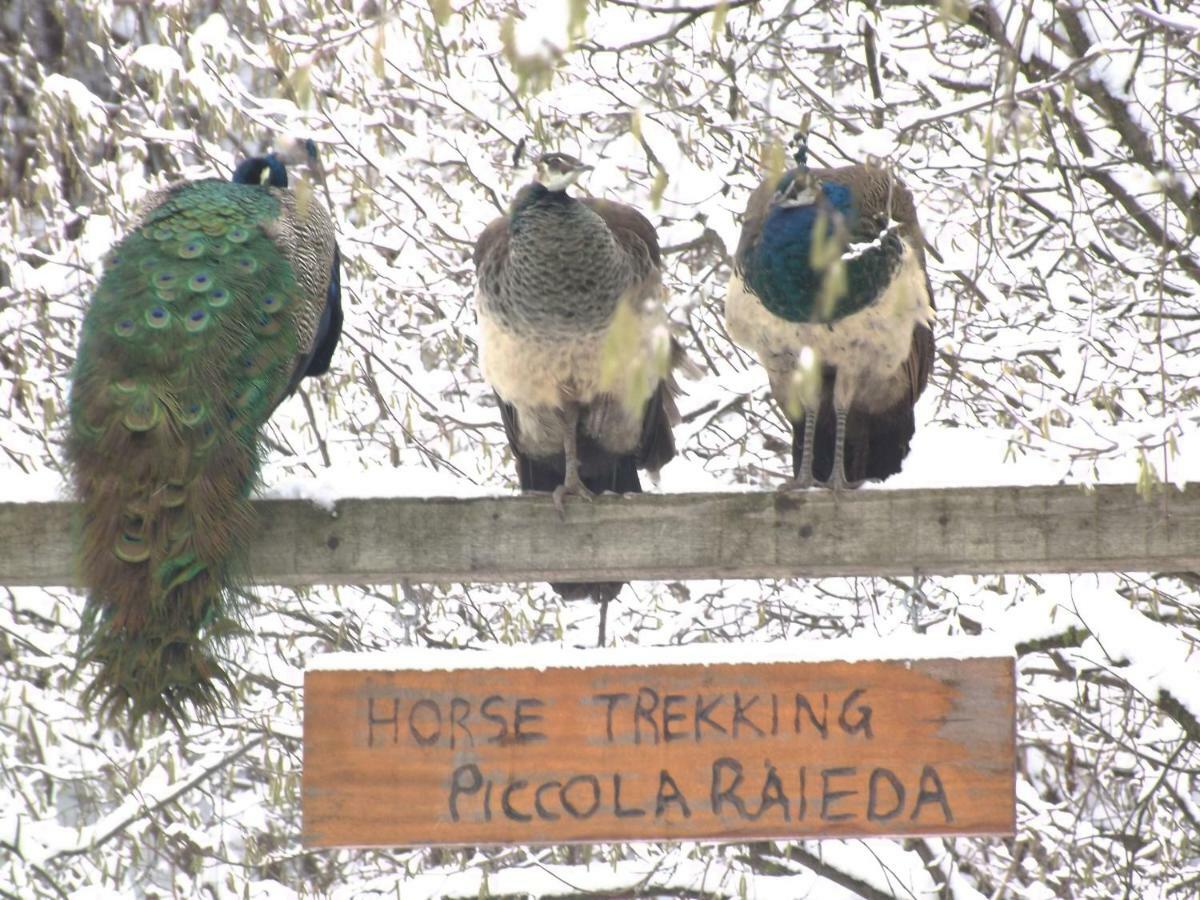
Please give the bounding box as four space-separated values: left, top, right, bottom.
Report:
303 647 1014 847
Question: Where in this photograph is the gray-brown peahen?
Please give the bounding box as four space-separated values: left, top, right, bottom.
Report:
473 152 688 605
67 145 343 723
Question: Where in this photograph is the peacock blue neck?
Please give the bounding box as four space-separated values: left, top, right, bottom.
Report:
744 177 902 323
231 154 288 187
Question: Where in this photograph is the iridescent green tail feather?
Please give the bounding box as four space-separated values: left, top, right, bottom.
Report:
67 177 317 724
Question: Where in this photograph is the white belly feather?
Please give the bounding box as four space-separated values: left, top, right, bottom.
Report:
477 292 671 455
725 243 933 410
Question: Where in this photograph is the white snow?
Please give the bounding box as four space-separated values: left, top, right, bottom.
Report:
128 44 183 74
309 634 1014 672
1072 592 1200 725
0 471 68 502
263 465 496 510
366 857 850 900
510 0 574 60
39 74 107 126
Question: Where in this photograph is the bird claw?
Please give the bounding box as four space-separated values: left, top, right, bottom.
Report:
824 472 865 492
777 471 865 493
552 479 594 517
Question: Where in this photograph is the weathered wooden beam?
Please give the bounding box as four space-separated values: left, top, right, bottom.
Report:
1 484 1195 587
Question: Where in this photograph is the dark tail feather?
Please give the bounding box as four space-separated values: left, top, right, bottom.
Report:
68 389 255 724
861 404 917 481
555 377 679 601
792 401 913 483
552 455 639 603
516 453 640 603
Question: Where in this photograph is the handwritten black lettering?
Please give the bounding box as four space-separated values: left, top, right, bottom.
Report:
838 688 874 738
367 696 399 748
733 693 764 738
663 694 688 742
797 766 807 820
514 698 547 744
634 688 660 745
794 693 828 738
655 769 692 818
695 694 727 741
481 695 508 745
595 692 630 742
710 757 749 817
911 765 953 822
447 763 482 823
534 781 561 821
449 696 473 749
867 768 905 821
821 766 857 822
613 774 646 818
756 764 789 821
561 775 601 819
501 779 532 822
408 698 441 747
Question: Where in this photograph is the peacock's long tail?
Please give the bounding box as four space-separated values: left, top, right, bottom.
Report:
67 173 316 724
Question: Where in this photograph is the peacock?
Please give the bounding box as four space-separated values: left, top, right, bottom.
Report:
67 144 343 723
473 152 689 605
725 140 935 489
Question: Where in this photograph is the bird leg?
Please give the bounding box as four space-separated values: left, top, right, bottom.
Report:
826 401 864 492
777 410 817 492
553 401 593 515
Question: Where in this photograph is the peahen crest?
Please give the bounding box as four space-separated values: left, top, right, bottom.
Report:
67 149 340 725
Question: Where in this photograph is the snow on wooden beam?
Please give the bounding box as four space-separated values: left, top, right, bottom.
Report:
1 483 1195 588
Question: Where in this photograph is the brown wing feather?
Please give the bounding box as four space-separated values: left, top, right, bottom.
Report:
473 214 510 268
579 197 662 266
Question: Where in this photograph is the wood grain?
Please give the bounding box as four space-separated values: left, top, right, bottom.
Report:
2 484 1195 586
303 656 1015 847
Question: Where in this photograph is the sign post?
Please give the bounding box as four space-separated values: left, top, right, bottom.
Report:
303 644 1015 847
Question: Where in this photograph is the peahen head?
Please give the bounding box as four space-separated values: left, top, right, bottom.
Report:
535 152 593 192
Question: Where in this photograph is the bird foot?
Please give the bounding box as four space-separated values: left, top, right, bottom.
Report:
823 472 865 492
552 478 594 517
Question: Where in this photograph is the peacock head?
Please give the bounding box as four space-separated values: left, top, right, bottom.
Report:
231 154 289 188
535 152 593 193
772 170 821 209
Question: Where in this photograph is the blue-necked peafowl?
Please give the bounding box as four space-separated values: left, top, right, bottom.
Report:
67 145 343 723
473 152 689 605
726 143 935 489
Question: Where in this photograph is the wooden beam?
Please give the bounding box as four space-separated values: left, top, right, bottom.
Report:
2 483 1195 587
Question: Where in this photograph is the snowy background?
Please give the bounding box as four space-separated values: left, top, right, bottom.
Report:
1 0 1199 896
